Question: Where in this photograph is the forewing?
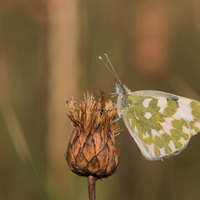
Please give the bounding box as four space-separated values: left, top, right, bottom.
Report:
123 91 200 160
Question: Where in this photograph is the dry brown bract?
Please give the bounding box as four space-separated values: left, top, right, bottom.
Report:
66 92 120 178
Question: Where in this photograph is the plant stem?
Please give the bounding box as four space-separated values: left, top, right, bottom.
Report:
88 175 97 200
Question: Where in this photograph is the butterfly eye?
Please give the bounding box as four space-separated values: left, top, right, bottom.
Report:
116 84 124 94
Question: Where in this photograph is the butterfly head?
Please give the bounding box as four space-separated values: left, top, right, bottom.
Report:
115 84 124 95
115 84 131 96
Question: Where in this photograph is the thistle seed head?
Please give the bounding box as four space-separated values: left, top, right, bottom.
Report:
66 92 120 178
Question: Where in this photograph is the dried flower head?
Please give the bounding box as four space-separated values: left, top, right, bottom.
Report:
66 92 120 178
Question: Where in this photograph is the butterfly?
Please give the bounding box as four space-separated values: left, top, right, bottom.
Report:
99 54 200 161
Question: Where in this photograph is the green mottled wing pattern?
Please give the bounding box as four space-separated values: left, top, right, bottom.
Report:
123 91 200 160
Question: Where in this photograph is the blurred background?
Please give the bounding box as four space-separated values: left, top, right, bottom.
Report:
1 0 200 199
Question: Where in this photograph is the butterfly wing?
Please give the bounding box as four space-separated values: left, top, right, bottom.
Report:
121 90 200 160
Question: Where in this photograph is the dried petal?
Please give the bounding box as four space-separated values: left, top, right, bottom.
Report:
83 134 95 161
96 145 109 169
87 156 99 173
75 149 87 169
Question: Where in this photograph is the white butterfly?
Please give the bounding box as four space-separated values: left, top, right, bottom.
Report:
99 54 200 161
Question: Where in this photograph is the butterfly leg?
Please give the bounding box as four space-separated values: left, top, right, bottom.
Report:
110 116 121 127
102 103 117 110
102 92 117 98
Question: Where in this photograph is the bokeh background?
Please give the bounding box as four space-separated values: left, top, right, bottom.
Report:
1 0 200 199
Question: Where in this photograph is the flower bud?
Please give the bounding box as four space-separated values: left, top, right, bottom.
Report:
66 92 120 178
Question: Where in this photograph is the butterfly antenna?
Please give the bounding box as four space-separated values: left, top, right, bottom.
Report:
98 54 121 84
104 53 121 83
